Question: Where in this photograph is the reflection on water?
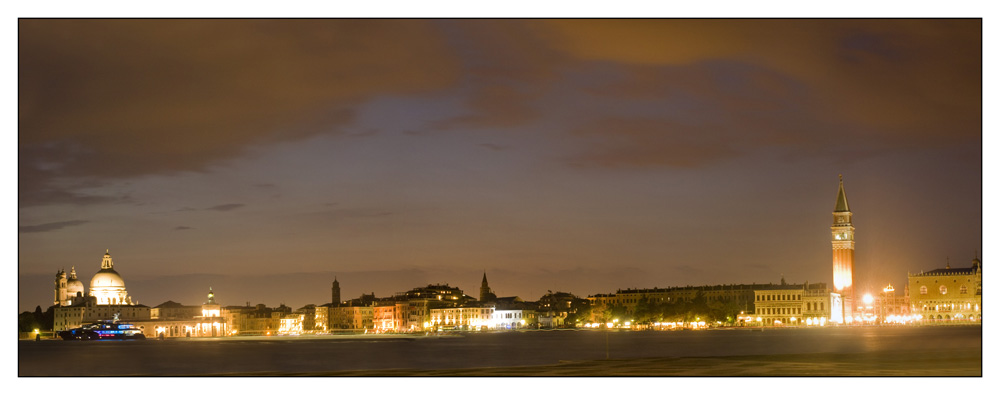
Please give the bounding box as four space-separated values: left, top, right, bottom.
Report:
19 326 981 376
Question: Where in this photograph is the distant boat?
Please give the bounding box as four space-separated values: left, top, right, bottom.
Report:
58 321 146 340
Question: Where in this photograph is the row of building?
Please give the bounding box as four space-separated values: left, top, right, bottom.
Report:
48 177 982 336
52 259 571 337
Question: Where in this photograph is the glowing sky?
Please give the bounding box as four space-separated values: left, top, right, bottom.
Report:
18 19 981 311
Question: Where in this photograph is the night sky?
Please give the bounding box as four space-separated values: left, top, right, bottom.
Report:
17 19 982 312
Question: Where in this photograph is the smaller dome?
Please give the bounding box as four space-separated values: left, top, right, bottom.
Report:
67 277 84 294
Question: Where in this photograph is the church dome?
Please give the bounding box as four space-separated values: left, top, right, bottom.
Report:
66 267 85 296
91 268 126 289
66 277 85 295
88 250 132 305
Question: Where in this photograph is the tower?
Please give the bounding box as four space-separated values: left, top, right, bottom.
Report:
480 272 495 302
331 277 341 305
54 269 68 306
831 175 856 321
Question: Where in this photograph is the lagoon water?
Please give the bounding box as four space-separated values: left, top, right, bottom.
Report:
19 325 981 376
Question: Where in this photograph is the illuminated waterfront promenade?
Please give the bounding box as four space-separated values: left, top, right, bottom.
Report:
19 326 980 376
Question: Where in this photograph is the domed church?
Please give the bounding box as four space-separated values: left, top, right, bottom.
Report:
89 249 133 305
53 267 85 306
54 249 134 306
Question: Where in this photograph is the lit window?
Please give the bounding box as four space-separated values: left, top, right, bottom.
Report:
939 285 948 295
919 286 928 295
959 285 968 294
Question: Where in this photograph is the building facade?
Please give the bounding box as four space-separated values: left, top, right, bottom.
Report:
53 303 151 332
908 256 982 323
752 282 832 326
588 283 770 317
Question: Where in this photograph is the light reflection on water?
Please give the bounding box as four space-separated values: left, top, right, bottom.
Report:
19 325 980 376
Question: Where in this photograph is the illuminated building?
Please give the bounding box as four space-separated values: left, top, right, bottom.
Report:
908 255 982 322
53 267 84 306
327 305 374 330
429 297 538 330
278 314 305 335
52 250 148 331
89 250 135 305
54 250 135 306
137 288 230 338
372 300 407 332
151 300 202 320
292 304 316 332
430 304 495 330
588 283 768 317
831 175 856 321
752 281 832 326
223 303 290 335
492 307 537 329
53 303 151 332
867 284 910 323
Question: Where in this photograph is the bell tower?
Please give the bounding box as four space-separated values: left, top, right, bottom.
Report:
331 277 341 306
831 175 855 321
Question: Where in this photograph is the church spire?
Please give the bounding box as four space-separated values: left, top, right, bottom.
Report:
834 175 851 212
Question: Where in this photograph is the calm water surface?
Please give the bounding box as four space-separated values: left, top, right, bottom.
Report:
19 326 981 376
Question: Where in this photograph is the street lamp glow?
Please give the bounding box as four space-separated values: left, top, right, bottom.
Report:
862 294 874 305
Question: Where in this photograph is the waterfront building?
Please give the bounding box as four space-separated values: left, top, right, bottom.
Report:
372 300 409 332
536 291 588 328
493 306 537 329
52 250 147 331
278 314 305 335
292 304 316 332
151 300 203 320
53 302 151 332
430 303 495 330
327 305 374 330
53 267 84 306
223 303 291 335
138 288 229 338
429 297 538 330
588 283 768 317
314 305 329 332
831 176 856 321
752 281 831 326
54 250 135 306
908 255 982 322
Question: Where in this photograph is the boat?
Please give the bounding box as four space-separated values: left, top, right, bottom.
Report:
58 320 146 340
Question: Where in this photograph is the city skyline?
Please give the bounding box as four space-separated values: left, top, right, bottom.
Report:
18 19 981 312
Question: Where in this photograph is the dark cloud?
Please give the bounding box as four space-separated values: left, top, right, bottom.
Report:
17 19 979 204
206 203 245 212
19 220 90 233
174 226 193 231
19 20 462 208
478 143 510 151
542 19 980 145
428 20 570 131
